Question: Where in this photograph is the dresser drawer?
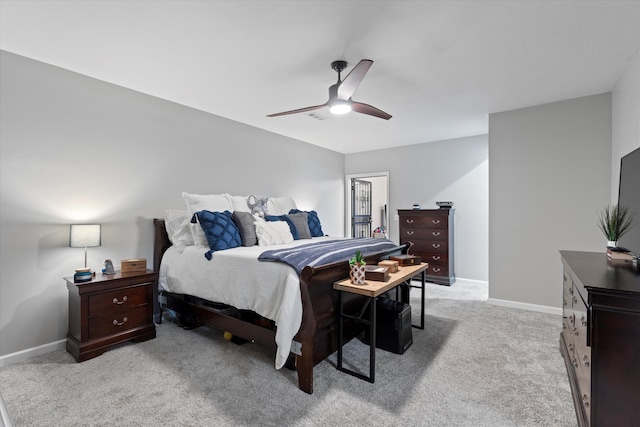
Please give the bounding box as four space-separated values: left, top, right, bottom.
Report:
426 263 448 277
400 228 448 242
399 214 448 229
88 284 149 317
88 305 149 340
406 239 449 253
419 252 449 264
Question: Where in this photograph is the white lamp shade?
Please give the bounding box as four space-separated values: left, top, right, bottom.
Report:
69 224 101 248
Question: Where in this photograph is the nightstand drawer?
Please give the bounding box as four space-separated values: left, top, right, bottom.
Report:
88 305 149 340
88 284 149 317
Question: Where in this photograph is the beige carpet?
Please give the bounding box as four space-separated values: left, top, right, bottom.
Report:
0 282 576 426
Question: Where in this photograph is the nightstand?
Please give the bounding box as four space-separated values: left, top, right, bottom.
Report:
65 269 157 362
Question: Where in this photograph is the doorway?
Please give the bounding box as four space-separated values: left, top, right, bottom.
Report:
345 172 389 238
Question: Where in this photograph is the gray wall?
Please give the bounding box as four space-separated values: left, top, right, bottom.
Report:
0 51 345 358
345 135 489 282
488 93 612 308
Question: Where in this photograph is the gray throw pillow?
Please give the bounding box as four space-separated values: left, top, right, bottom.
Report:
288 212 311 239
232 211 257 246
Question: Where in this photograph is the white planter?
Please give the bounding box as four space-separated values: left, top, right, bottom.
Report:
349 264 366 285
607 240 617 248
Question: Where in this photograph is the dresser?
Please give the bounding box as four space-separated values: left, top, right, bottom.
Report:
66 270 157 362
398 209 455 285
559 251 640 427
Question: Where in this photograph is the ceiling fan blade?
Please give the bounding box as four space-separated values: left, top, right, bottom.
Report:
267 103 326 117
337 59 373 100
351 102 392 120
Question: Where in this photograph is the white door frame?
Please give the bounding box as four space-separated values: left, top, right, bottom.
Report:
345 171 390 237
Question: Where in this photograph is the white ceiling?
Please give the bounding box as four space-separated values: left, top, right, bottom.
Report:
1 1 639 154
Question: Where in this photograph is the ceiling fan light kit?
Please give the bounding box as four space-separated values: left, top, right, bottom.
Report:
267 59 391 120
329 100 352 115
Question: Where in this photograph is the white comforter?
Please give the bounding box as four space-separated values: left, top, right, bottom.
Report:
158 237 338 369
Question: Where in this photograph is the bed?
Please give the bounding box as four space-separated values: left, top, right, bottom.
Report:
153 195 406 394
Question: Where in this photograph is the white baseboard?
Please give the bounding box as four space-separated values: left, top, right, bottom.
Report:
0 339 66 368
487 298 562 316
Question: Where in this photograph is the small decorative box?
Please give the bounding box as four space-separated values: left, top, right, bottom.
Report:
121 258 147 273
390 255 421 266
364 265 389 282
378 260 399 273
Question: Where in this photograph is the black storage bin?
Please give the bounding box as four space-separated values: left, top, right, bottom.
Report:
365 297 413 354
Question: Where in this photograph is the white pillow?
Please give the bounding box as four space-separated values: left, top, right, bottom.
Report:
224 193 251 212
163 209 194 253
255 221 293 246
182 192 233 246
267 196 297 216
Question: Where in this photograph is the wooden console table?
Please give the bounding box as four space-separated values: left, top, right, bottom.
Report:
333 262 428 383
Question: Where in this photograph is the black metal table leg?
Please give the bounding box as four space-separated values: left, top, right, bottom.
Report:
337 290 344 370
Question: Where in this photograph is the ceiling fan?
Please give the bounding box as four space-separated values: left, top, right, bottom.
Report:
267 59 392 120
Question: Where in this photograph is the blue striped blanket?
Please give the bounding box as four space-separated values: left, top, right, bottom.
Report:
258 238 403 274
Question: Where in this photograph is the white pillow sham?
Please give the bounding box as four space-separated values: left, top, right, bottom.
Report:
255 221 294 246
224 193 251 213
267 196 297 216
163 209 194 252
182 192 233 246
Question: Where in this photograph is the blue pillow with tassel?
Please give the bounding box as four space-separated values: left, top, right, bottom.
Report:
191 210 242 259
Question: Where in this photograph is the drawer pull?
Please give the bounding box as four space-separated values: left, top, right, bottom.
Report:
572 296 577 305
113 296 128 305
432 231 441 237
568 343 573 351
580 316 587 327
572 358 578 368
583 355 590 367
406 219 414 224
573 327 579 336
432 256 441 261
432 243 441 249
431 219 440 225
582 395 589 408
433 268 441 273
406 230 414 235
113 317 128 326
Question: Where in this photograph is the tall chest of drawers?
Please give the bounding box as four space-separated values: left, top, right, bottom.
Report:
559 251 640 427
398 209 455 285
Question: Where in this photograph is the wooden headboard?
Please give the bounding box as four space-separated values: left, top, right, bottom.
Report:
153 219 172 274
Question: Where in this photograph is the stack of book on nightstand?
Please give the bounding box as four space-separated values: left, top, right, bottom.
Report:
606 247 635 261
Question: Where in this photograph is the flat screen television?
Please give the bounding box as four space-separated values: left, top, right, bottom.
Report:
617 146 640 257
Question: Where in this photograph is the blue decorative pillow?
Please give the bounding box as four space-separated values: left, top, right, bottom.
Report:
265 215 299 240
191 210 242 259
289 209 324 237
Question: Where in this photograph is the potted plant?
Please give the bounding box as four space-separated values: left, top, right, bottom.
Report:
597 204 636 247
349 250 366 285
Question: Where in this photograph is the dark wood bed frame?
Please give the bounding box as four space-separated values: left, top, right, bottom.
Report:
153 218 406 394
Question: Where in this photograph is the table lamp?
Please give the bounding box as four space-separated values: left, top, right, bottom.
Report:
70 224 101 282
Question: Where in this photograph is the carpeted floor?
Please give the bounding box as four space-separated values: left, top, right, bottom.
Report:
0 282 577 426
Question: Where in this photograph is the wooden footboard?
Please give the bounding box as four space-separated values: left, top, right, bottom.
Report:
153 218 404 394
